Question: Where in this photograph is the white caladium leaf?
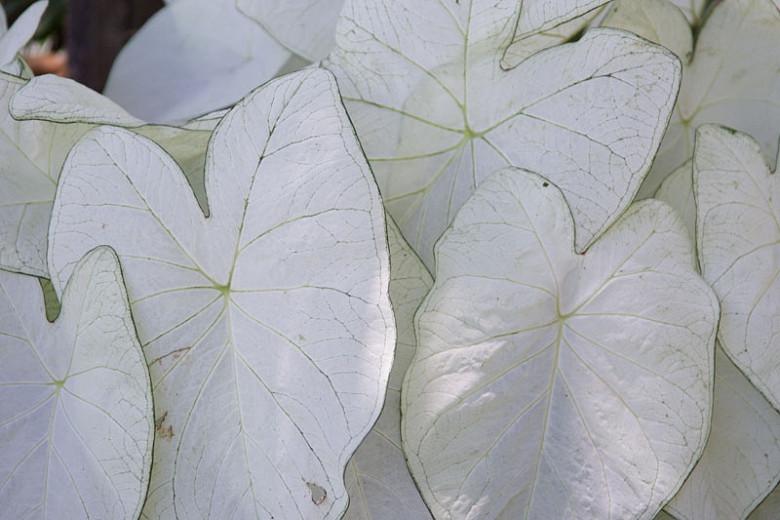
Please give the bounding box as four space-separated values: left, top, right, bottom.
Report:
751 485 780 520
695 124 780 411
343 219 433 520
0 7 7 34
236 0 343 62
603 0 693 62
105 0 292 123
0 1 47 73
49 69 395 520
403 168 718 519
0 72 213 277
325 0 681 267
0 247 153 520
610 0 780 196
664 347 780 520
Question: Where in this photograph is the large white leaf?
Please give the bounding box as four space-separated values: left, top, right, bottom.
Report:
402 168 718 519
0 72 213 277
343 219 433 520
104 0 292 123
0 1 47 73
664 347 780 520
48 69 395 520
325 0 681 267
694 124 780 411
235 0 343 62
608 0 780 196
0 247 153 519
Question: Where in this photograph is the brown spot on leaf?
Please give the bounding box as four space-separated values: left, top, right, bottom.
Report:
306 482 327 505
155 411 174 440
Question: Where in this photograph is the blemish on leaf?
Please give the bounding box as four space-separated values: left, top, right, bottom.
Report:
542 182 549 187
306 482 327 505
155 411 174 440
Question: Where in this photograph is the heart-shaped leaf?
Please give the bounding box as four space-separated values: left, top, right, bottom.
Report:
48 68 395 520
694 124 780 411
403 168 718 519
325 0 681 267
0 247 153 519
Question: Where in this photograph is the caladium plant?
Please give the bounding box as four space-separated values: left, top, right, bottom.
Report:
0 0 779 518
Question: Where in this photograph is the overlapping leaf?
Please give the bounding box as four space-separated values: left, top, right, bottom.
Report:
403 168 718 519
606 0 780 196
105 0 293 123
694 125 780 411
343 219 433 520
48 69 395 519
0 72 213 277
325 0 681 267
0 247 153 520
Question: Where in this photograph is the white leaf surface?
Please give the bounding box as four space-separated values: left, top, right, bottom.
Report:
0 247 153 520
402 168 718 519
343 219 433 520
614 0 780 196
0 1 46 72
694 124 780 411
49 69 395 520
665 347 780 520
0 72 213 277
0 7 6 35
236 0 343 62
325 0 681 267
105 0 292 124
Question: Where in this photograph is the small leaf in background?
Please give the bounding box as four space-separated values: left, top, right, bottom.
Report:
0 247 153 519
104 0 293 124
343 219 433 520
